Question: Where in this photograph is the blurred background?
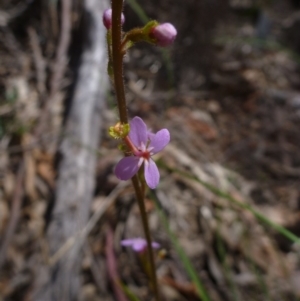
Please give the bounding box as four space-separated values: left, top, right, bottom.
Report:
1 0 300 300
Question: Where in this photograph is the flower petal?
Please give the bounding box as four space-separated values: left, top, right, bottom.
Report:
132 239 147 252
152 241 160 249
147 131 155 141
128 117 148 148
121 239 134 247
149 129 170 154
144 159 160 189
121 237 160 252
115 156 141 180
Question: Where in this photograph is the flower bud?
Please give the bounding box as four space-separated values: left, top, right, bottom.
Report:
109 122 130 139
102 8 125 29
151 23 177 47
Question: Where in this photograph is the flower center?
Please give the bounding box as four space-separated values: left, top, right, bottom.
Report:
140 150 150 161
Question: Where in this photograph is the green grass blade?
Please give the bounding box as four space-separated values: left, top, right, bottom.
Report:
161 48 175 89
120 282 142 301
247 253 271 301
160 163 300 245
126 0 149 23
215 224 239 301
150 192 211 301
126 0 175 90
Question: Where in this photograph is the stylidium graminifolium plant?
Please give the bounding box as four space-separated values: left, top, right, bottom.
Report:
104 5 176 299
104 11 175 189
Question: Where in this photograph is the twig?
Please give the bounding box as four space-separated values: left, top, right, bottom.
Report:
0 0 33 27
85 244 107 293
49 182 127 266
48 0 59 39
49 0 71 99
28 27 46 95
105 225 128 301
35 0 72 137
0 132 62 155
0 161 25 267
0 131 106 156
161 276 197 297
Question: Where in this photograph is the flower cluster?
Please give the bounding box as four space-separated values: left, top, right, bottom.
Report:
102 9 177 47
104 7 173 187
104 4 173 294
114 117 170 189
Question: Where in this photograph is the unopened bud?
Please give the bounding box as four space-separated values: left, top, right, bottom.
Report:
103 8 125 29
151 23 177 47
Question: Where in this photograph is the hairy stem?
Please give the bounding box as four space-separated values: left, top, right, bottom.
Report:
111 0 127 124
131 176 160 301
111 1 160 300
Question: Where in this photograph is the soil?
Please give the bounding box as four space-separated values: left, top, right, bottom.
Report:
1 0 300 300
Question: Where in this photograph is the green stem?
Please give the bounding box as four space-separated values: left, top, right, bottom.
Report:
111 0 128 124
132 176 160 301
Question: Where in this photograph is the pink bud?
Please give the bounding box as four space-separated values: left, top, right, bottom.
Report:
151 23 177 47
102 8 125 29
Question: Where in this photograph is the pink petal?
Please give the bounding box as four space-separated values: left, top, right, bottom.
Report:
129 117 148 148
152 242 160 249
121 239 134 246
115 156 141 180
102 8 125 29
102 9 112 29
149 129 170 154
147 131 155 141
144 159 160 189
121 237 160 252
151 23 177 47
132 239 147 252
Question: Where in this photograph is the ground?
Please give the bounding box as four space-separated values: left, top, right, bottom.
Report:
1 0 300 300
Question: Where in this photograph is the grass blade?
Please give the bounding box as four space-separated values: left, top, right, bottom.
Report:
150 192 211 301
126 0 149 23
160 163 300 245
126 0 175 89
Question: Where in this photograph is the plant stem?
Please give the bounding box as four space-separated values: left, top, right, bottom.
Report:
111 0 128 124
110 1 160 300
131 176 160 301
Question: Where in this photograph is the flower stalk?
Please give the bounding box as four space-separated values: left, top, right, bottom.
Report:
110 1 160 300
131 175 160 300
111 0 127 124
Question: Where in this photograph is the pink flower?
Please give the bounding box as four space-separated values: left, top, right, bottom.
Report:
151 23 177 47
121 238 160 252
115 117 170 189
102 8 125 29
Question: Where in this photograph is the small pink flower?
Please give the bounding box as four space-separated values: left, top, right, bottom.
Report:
121 238 160 252
151 23 177 47
115 117 170 189
102 8 125 29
